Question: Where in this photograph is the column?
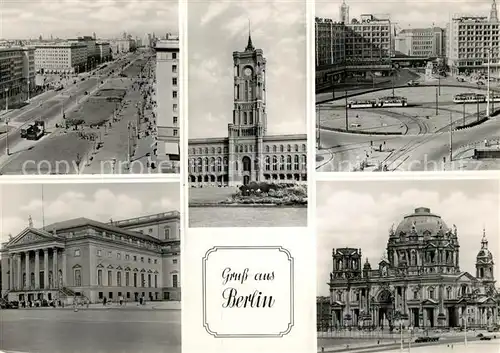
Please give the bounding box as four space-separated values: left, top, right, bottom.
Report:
16 254 21 290
25 251 30 288
62 251 67 287
44 249 49 289
9 254 14 290
53 248 58 288
35 250 40 289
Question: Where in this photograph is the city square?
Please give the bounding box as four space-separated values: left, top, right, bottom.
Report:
0 307 181 353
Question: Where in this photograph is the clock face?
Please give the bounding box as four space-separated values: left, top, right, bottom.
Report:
244 67 253 76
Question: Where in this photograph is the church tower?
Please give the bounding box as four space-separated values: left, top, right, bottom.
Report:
476 228 495 282
228 25 267 186
491 0 498 22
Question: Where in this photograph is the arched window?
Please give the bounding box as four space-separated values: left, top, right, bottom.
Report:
97 269 103 286
272 156 278 171
265 156 270 171
243 112 247 124
211 147 215 154
204 147 208 154
216 157 222 172
280 155 285 170
302 144 306 152
429 287 435 300
301 155 307 170
286 155 292 170
197 158 202 173
446 286 452 300
74 265 82 287
198 147 202 154
209 157 215 172
244 145 248 153
249 112 253 124
294 155 299 170
294 144 299 152
239 145 244 153
273 145 277 152
217 147 222 154
265 145 270 153
287 144 291 152
280 145 284 152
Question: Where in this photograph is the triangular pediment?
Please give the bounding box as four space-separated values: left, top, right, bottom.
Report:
455 272 476 282
477 296 496 305
425 242 438 249
421 299 438 305
332 300 344 307
8 227 55 246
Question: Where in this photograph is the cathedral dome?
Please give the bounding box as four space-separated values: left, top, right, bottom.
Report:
394 207 450 236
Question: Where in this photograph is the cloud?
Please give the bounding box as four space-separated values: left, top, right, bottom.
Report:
316 181 500 296
200 2 231 26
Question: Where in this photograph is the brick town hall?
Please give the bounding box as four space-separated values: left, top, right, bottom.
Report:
317 207 500 330
188 32 307 187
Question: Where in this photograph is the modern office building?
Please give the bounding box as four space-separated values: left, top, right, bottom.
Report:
0 46 36 105
315 14 393 89
35 42 87 74
187 34 307 187
0 211 181 304
110 39 137 55
447 0 500 75
395 27 446 57
320 207 499 329
340 0 350 24
155 37 181 171
96 42 112 62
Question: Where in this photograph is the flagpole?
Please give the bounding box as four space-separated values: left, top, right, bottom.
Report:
41 184 45 229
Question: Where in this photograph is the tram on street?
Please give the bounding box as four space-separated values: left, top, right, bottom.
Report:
453 93 486 104
347 100 378 109
377 96 408 107
488 94 500 103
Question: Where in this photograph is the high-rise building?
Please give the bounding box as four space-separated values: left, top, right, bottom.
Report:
395 27 446 57
155 37 180 171
447 1 500 75
35 42 87 74
96 42 112 62
0 46 36 104
340 0 350 24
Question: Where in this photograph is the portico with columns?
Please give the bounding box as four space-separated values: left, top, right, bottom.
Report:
2 226 67 302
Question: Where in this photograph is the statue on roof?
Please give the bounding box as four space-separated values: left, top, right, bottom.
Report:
28 215 33 228
453 224 457 235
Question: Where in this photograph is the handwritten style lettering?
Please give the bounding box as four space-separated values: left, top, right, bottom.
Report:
254 271 275 281
221 267 249 285
221 288 276 308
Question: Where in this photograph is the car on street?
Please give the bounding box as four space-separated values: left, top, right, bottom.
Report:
480 336 492 340
0 300 19 309
407 80 420 86
477 80 485 85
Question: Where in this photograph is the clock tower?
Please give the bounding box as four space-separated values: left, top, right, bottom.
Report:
228 30 267 185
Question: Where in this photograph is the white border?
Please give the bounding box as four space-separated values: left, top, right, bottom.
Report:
316 170 500 182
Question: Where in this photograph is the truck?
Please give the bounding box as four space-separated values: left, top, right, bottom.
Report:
22 120 45 140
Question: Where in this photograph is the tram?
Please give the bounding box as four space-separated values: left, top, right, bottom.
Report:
453 93 486 104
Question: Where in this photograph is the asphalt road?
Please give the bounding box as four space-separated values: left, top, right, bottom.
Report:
0 309 181 353
0 53 143 174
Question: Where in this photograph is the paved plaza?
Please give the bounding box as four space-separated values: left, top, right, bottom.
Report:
0 308 181 353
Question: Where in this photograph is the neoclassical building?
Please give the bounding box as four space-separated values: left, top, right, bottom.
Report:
322 207 499 329
187 34 307 187
0 212 180 304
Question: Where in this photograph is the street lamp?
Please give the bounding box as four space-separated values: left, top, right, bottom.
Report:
5 117 10 156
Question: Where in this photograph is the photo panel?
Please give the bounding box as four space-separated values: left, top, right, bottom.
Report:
0 180 181 353
187 0 308 227
316 0 500 173
0 0 179 176
316 176 500 353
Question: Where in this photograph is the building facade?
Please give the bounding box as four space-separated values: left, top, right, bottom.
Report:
0 47 36 105
395 27 446 58
155 38 180 171
96 42 112 63
110 39 137 55
322 207 499 330
0 212 181 304
35 42 87 74
447 0 500 75
315 14 393 89
187 34 307 187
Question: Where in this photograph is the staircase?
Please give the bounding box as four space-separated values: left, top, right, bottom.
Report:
57 287 90 305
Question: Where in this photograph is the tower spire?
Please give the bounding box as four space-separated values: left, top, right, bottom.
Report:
481 226 488 249
245 19 254 51
491 0 498 22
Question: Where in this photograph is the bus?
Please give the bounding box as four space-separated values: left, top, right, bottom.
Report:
377 96 408 107
453 93 486 104
347 100 377 109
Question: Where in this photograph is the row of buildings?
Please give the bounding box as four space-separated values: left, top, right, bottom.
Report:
317 207 500 330
316 0 500 87
0 211 181 304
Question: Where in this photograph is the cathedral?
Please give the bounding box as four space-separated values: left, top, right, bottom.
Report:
320 207 499 329
187 33 307 187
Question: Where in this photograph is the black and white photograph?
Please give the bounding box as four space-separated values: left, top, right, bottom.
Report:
187 0 308 227
316 0 500 172
0 0 180 175
316 178 500 353
0 181 181 353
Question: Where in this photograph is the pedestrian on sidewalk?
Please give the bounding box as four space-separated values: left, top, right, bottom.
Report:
119 295 124 306
103 296 107 306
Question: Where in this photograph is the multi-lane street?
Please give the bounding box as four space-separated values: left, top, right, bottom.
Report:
0 51 157 175
316 71 500 171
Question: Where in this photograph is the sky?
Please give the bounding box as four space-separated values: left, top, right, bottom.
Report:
316 0 496 29
0 182 180 244
188 0 307 139
316 179 500 297
0 0 178 40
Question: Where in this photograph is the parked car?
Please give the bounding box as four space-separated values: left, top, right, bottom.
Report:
457 77 466 82
0 300 19 309
408 80 420 86
480 336 492 341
